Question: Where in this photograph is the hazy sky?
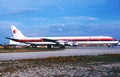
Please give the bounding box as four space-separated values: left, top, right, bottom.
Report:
0 0 120 44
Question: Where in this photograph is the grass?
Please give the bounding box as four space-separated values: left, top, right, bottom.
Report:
19 54 120 62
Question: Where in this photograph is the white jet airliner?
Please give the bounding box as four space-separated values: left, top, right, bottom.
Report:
6 25 119 47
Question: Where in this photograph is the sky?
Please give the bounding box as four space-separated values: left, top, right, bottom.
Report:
0 0 120 44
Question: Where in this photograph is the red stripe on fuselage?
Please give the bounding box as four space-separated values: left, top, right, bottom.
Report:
58 38 114 41
17 38 115 43
18 39 44 42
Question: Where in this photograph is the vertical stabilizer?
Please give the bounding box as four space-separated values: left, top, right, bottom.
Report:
11 25 26 39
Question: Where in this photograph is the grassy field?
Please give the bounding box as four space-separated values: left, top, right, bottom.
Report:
0 54 120 77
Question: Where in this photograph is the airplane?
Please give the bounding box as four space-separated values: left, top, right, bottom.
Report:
6 25 119 48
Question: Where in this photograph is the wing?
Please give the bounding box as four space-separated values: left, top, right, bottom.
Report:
42 38 58 43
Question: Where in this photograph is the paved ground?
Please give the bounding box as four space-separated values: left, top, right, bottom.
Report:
0 46 120 61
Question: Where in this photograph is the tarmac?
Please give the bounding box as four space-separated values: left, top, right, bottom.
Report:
0 46 120 61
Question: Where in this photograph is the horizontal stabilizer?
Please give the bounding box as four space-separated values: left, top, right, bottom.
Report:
6 37 18 42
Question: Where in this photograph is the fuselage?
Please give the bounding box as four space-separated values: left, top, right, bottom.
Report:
15 36 118 45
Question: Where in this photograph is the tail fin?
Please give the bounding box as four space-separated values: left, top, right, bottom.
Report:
11 25 26 39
